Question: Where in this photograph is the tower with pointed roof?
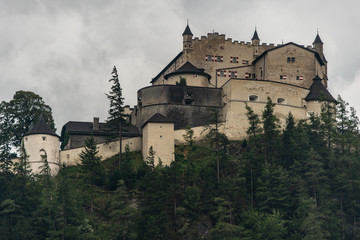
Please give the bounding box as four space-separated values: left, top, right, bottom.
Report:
23 116 60 176
313 32 324 60
183 23 193 54
252 28 260 58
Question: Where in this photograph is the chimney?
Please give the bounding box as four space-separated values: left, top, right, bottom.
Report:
93 117 99 131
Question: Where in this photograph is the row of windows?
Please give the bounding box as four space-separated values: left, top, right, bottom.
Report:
248 95 286 104
206 55 249 64
217 70 237 77
280 75 304 80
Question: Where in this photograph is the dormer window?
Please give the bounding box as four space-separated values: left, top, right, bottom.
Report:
249 95 259 102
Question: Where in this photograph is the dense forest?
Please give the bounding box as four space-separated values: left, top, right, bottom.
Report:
1 95 360 240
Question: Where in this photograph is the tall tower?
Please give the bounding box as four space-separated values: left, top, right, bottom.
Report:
23 116 60 176
252 28 260 58
182 23 193 54
313 32 324 59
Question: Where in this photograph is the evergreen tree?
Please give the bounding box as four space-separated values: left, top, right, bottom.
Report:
245 103 261 137
106 66 126 167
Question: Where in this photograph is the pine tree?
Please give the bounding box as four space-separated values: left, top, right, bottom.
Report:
106 66 126 167
245 103 261 137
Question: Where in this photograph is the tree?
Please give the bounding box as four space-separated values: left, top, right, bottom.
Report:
245 103 261 137
0 90 55 149
79 136 104 187
262 97 280 164
106 66 126 167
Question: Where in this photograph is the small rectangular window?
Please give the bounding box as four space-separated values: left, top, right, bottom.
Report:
215 56 223 62
287 57 295 63
217 70 226 77
277 98 286 104
230 57 238 63
206 55 212 61
245 73 250 79
280 75 287 80
242 60 249 65
42 137 47 141
296 76 304 80
229 71 237 78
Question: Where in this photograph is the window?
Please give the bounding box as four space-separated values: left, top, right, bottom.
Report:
287 57 295 63
252 74 256 79
230 56 238 63
280 75 287 80
206 55 213 61
296 76 304 80
245 73 250 79
217 70 226 77
215 56 223 62
277 98 286 104
229 71 237 78
42 136 47 141
25 137 28 142
242 60 249 65
249 95 259 102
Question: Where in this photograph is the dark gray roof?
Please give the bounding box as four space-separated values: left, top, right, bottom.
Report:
164 61 211 80
251 29 260 40
305 75 335 102
61 121 140 138
151 52 183 83
142 113 173 128
252 42 325 66
182 24 193 36
24 116 59 138
313 33 323 44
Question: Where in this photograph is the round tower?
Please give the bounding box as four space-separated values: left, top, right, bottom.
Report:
251 28 260 58
23 116 60 176
182 23 193 54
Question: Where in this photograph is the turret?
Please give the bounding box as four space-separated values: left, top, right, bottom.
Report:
182 23 193 53
23 115 60 176
313 32 324 59
252 28 260 58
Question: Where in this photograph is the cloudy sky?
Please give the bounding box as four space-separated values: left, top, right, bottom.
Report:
1 0 359 133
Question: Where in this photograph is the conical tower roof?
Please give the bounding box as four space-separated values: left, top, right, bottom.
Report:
251 29 260 40
313 33 323 44
305 75 335 102
24 115 59 138
182 24 193 36
164 61 211 80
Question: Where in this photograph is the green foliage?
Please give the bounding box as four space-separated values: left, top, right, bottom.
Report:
0 90 55 149
245 103 262 136
176 76 187 86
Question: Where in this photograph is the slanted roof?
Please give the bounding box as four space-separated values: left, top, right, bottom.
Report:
62 121 140 138
142 113 173 128
182 24 193 36
151 52 183 83
252 42 325 66
305 75 335 102
164 61 211 80
24 116 59 138
313 33 323 44
251 29 260 40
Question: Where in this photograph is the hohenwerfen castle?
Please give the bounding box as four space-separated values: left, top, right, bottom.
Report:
23 24 335 176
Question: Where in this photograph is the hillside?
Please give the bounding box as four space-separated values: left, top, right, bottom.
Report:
1 96 360 240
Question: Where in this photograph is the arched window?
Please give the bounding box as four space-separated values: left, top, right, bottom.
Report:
249 95 259 102
277 98 286 104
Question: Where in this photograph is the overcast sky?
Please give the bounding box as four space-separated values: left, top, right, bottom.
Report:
1 0 359 133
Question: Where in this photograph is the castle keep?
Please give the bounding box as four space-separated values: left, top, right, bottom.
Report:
24 24 335 175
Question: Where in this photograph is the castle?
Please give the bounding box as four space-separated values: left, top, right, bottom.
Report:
23 24 335 176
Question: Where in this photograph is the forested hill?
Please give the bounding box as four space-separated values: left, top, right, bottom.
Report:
1 96 360 239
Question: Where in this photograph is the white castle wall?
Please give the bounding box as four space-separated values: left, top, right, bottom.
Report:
60 137 142 166
23 134 60 176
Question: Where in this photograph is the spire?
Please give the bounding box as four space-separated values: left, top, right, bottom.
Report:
313 30 323 45
182 22 193 36
251 27 260 41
